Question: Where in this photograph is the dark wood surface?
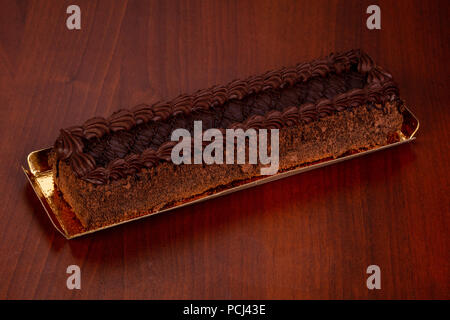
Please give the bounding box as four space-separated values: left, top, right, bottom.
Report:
0 0 448 299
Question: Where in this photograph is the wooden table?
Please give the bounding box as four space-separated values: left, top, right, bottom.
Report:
0 0 448 299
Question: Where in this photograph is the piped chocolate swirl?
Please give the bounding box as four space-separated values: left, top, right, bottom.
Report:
54 49 399 185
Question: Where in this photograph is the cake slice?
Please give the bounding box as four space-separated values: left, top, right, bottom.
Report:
50 49 404 228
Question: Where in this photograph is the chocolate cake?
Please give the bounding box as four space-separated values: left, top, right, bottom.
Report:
51 49 404 228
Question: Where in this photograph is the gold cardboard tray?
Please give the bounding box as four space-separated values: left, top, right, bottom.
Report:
23 106 419 239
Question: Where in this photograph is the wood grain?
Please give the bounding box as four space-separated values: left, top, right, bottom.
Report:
0 0 448 299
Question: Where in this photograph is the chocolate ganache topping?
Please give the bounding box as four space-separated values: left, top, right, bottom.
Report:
54 49 399 184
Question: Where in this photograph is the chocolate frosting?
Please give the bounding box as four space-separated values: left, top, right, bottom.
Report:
54 49 399 184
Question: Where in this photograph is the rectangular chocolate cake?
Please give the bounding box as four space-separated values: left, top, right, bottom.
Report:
50 49 404 228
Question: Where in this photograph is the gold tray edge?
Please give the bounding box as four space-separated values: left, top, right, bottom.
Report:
404 104 420 138
22 166 70 239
